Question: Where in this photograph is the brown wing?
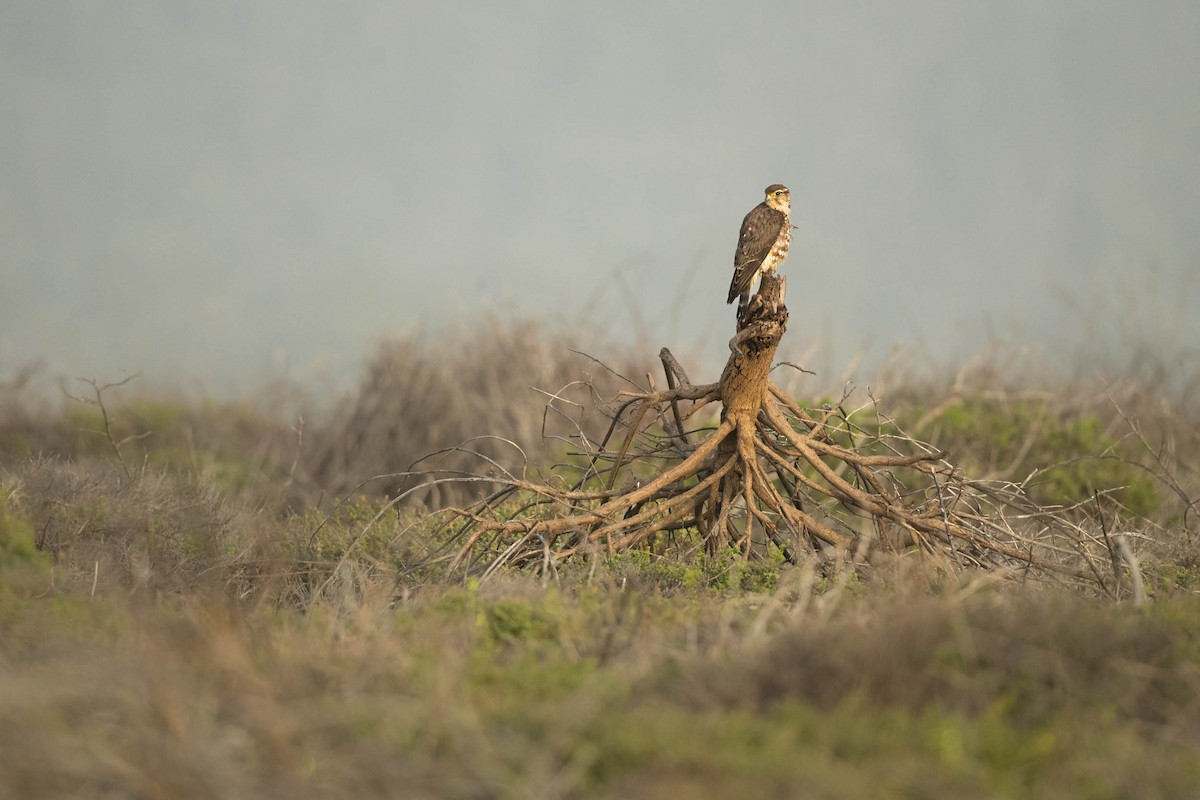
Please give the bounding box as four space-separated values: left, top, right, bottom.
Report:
727 203 786 304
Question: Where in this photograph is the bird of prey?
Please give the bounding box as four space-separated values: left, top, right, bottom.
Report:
727 184 791 313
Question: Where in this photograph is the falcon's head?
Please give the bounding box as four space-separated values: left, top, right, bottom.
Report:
763 184 790 214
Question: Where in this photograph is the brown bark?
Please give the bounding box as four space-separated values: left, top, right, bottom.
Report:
720 273 788 421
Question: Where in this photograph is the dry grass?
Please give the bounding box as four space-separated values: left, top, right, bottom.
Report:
2 317 1200 798
305 315 658 509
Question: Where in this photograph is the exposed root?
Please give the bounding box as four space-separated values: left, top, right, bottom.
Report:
419 275 1111 589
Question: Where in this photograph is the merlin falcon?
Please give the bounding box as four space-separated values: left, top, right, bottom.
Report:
727 184 791 312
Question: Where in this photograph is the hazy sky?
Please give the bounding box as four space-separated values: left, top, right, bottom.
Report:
3 2 1198 395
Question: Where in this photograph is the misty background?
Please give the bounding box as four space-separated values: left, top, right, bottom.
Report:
2 2 1198 398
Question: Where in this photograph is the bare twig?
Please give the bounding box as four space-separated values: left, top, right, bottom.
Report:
66 374 147 480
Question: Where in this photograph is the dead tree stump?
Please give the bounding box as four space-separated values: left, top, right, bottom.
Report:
426 273 1107 588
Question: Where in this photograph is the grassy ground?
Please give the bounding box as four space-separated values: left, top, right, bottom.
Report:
2 324 1198 798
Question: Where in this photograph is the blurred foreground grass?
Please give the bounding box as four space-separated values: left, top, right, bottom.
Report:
1 321 1199 798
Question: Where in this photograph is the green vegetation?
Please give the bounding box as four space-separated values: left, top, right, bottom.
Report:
0 331 1197 798
915 397 1161 515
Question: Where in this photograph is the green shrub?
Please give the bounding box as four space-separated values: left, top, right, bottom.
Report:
0 493 49 569
917 399 1160 516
